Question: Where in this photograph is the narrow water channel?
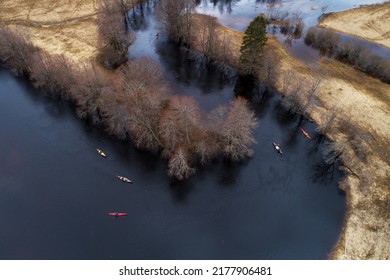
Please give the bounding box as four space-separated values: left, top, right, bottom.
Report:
195 0 390 64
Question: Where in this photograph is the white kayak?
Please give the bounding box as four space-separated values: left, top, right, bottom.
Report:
116 176 133 184
272 142 283 155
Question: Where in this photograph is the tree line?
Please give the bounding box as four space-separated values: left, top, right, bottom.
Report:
97 0 134 68
305 27 390 84
0 1 258 181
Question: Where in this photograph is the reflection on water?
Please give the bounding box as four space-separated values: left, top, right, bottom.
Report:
195 0 390 63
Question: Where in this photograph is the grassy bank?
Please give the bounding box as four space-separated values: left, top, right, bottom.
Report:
0 0 101 63
318 2 390 49
200 18 390 259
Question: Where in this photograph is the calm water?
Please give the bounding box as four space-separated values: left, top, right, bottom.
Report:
0 68 345 260
196 0 390 63
0 0 348 260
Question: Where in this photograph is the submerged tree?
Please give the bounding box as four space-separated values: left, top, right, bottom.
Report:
221 97 258 161
70 64 108 124
168 146 195 180
159 96 202 156
157 0 195 44
30 52 76 97
119 59 168 151
239 14 268 75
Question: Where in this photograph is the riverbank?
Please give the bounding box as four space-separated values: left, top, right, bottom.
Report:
269 30 390 260
1 1 389 259
194 15 390 259
318 2 390 49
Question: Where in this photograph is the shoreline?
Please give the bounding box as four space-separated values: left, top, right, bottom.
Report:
318 2 390 49
197 16 389 259
1 1 389 259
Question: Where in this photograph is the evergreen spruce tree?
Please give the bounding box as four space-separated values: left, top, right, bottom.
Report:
239 14 267 75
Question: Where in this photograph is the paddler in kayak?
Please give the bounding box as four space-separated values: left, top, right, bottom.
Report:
272 142 283 155
107 212 128 218
300 127 312 140
96 148 107 158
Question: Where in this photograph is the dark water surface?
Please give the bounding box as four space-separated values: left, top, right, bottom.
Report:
0 0 348 260
0 69 345 259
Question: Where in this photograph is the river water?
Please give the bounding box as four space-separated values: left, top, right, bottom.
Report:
0 0 348 259
195 0 390 63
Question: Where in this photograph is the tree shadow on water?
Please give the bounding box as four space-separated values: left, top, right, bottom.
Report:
216 158 248 187
168 178 195 203
272 100 297 127
233 74 257 101
312 160 336 184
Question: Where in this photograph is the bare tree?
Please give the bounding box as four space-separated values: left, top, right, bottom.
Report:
198 15 219 58
0 27 38 76
157 0 195 44
317 105 341 134
125 89 166 152
168 146 195 180
281 75 306 112
195 104 230 163
214 30 235 71
99 87 130 139
159 96 202 156
280 10 304 40
304 27 340 56
115 58 168 150
30 52 76 97
281 71 296 95
70 63 108 124
193 133 220 165
220 97 257 160
323 138 347 164
302 66 326 113
258 46 280 88
97 0 133 67
119 57 163 93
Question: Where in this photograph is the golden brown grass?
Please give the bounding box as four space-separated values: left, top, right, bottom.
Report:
0 0 100 62
1 0 389 260
318 2 390 49
209 20 390 259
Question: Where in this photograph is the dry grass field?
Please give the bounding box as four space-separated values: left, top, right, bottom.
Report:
318 2 390 49
271 37 390 260
209 18 390 259
271 37 390 259
0 0 100 62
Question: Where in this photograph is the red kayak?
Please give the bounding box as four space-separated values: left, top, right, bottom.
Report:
300 128 312 140
107 212 128 217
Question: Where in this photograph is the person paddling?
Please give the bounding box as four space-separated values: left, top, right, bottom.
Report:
272 142 283 155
